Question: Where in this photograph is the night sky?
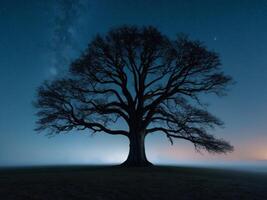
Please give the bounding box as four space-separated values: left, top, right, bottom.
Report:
1 0 267 167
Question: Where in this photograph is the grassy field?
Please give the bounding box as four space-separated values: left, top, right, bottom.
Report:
0 165 266 200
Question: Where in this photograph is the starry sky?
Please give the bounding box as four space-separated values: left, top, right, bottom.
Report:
1 0 267 167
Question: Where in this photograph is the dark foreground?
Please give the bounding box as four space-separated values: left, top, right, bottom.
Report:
0 165 267 200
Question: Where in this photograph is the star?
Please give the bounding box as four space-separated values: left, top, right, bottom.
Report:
49 67 58 76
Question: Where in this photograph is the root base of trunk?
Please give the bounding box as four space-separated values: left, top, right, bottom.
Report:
120 159 153 167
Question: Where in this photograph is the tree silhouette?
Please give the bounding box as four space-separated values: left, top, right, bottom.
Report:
34 26 233 166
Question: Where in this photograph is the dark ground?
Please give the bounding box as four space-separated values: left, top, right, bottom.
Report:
0 165 266 200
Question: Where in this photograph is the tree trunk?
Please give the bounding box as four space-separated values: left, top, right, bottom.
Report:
121 131 152 167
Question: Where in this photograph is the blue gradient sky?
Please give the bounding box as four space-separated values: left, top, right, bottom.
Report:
1 0 267 166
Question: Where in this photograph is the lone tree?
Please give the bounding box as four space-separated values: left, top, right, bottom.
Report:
35 26 233 166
